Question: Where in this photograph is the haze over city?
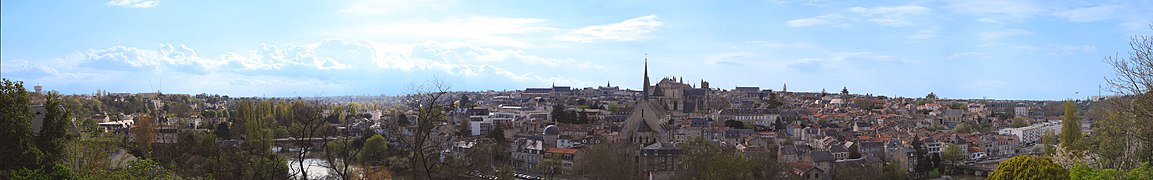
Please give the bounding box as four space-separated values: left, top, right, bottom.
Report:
3 0 1151 99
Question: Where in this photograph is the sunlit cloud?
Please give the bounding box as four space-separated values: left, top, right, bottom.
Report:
106 0 158 8
556 15 665 42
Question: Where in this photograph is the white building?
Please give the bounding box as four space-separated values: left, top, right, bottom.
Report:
998 120 1062 145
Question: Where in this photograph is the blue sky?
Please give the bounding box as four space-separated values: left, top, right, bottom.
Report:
2 0 1150 100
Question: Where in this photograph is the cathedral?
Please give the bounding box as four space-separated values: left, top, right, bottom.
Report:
620 56 713 145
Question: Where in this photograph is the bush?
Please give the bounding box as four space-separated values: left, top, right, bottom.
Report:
928 168 941 178
988 156 1068 180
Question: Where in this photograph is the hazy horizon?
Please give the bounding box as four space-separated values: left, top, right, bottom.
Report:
3 0 1150 100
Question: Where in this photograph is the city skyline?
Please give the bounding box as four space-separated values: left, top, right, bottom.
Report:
3 0 1152 100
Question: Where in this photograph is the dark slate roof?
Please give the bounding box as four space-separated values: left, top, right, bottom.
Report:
651 85 665 96
830 145 848 153
781 145 800 155
685 88 707 96
525 88 552 94
720 108 781 115
811 151 836 162
735 87 760 92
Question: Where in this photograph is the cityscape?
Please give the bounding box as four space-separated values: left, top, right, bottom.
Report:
3 1 1153 180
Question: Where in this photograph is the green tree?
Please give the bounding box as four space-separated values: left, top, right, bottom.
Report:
1010 117 1029 128
1061 100 1082 149
988 156 1068 180
942 144 964 175
1042 130 1057 156
487 123 505 142
1 79 44 172
880 162 909 180
675 137 765 180
842 86 849 95
361 134 388 166
37 93 72 165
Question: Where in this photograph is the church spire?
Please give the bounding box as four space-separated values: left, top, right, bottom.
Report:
643 54 650 100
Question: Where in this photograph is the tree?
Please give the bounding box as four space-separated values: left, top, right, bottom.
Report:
132 114 157 156
361 134 388 166
385 80 458 179
281 100 330 179
1042 130 1057 156
675 137 765 180
988 156 1068 180
1102 24 1153 169
926 92 938 100
575 143 640 180
215 122 231 140
1 79 44 172
37 93 72 165
911 136 929 174
880 162 909 180
1061 100 1082 149
487 123 505 142
942 144 964 175
841 86 849 95
1010 117 1029 128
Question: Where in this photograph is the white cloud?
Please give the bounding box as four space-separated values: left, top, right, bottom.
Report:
339 0 438 16
908 29 938 40
947 52 989 59
106 0 158 8
946 0 1044 23
830 52 897 62
556 15 665 42
785 14 848 28
1045 44 1097 55
978 29 1032 41
336 16 555 47
849 5 931 27
1004 44 1097 55
1053 5 1118 23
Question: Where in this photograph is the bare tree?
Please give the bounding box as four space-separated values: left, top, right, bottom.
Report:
282 100 333 179
322 103 366 180
385 79 458 179
1101 25 1153 169
574 143 640 180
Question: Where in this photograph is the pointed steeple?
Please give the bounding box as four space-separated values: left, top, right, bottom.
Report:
643 54 650 100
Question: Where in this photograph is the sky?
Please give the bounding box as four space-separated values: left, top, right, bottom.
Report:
2 0 1151 100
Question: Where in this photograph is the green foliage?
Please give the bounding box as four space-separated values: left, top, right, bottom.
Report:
1010 117 1029 128
927 168 941 178
487 123 506 142
1070 163 1153 180
361 134 389 166
8 164 77 180
1 79 44 171
1061 100 1082 148
575 143 639 180
1042 131 1057 156
942 144 964 174
988 156 1068 180
38 93 72 165
675 137 769 180
880 162 909 180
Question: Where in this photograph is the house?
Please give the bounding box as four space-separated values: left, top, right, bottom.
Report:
544 148 578 177
639 142 680 179
809 151 836 179
788 162 828 180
